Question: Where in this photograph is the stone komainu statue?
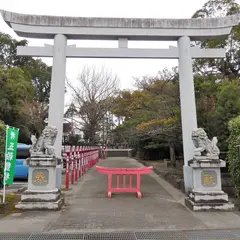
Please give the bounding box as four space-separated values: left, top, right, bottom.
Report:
30 126 58 157
191 128 220 159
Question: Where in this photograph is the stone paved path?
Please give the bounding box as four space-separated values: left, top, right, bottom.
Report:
47 157 206 232
1 157 240 236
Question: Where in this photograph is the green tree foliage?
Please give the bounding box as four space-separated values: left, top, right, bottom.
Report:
0 33 33 68
112 69 240 161
192 0 240 151
0 32 52 139
214 80 240 149
194 75 240 150
0 66 34 142
22 58 52 136
111 69 182 161
28 59 52 110
192 0 240 79
228 116 240 197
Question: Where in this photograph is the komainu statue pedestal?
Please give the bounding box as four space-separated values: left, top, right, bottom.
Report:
185 157 234 211
15 156 64 210
15 126 64 210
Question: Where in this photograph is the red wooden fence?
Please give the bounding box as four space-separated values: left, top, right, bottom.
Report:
96 166 153 198
63 145 100 189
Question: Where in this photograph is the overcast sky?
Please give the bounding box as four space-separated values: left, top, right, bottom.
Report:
1 0 209 106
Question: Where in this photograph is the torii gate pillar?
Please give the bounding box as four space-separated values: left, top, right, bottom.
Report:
48 34 67 159
47 34 67 189
178 36 198 192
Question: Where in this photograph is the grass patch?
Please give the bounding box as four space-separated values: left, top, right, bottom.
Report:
60 191 65 197
61 188 71 192
0 193 23 217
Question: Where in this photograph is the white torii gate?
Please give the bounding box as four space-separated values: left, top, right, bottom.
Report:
1 9 239 192
18 38 225 192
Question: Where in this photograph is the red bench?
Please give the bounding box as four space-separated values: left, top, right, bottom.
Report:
96 166 153 198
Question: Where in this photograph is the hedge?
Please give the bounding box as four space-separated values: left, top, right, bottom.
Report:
228 116 240 197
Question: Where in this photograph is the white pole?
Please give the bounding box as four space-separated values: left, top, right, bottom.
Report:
178 36 198 193
48 34 67 189
48 34 67 158
2 125 9 204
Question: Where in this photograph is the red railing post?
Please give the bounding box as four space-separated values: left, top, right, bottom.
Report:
75 146 79 181
90 147 92 167
89 146 92 168
79 146 82 176
73 145 77 182
87 146 90 171
65 145 71 189
83 146 86 175
95 147 98 165
90 146 92 167
78 146 82 178
90 146 93 167
92 147 95 166
79 146 82 177
77 146 80 179
96 147 99 164
71 145 75 184
94 146 97 165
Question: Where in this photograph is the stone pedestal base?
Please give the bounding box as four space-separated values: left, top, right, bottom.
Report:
185 158 234 212
15 189 64 210
185 190 234 211
15 156 64 210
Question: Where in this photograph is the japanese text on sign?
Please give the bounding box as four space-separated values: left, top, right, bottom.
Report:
4 126 19 185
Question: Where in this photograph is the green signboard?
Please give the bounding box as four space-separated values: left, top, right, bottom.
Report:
4 126 19 185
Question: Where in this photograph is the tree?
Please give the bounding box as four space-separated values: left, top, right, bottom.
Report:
19 100 48 137
64 103 79 139
0 32 33 68
0 66 34 142
192 0 240 79
111 69 181 162
65 103 78 119
191 0 240 151
67 66 119 143
194 72 240 150
28 59 52 104
214 79 240 149
0 32 52 138
23 60 52 136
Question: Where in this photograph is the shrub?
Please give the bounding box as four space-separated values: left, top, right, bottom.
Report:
228 116 240 197
0 120 6 189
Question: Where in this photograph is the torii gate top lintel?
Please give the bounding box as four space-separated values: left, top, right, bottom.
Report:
1 9 239 40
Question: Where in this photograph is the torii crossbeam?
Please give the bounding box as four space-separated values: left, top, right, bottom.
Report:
17 43 225 59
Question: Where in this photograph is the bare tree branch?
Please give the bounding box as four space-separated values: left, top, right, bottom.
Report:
66 65 119 142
